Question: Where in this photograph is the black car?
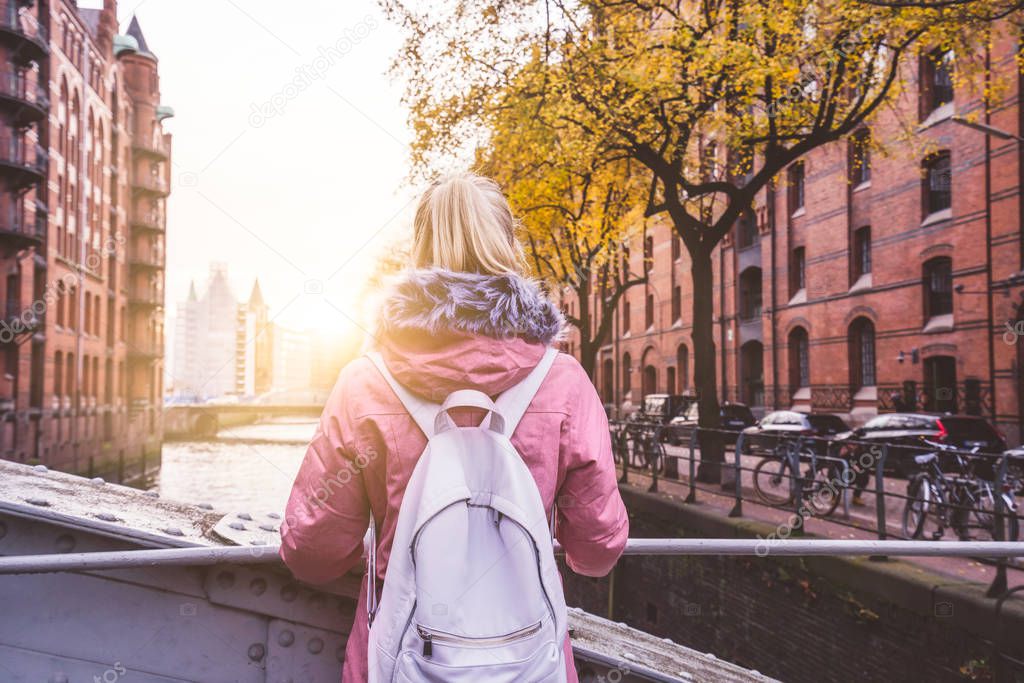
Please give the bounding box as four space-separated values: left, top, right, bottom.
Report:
833 413 1007 477
741 411 850 456
666 401 756 446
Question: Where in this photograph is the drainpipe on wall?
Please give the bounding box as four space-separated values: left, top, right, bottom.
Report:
769 181 779 410
73 47 91 468
984 39 997 424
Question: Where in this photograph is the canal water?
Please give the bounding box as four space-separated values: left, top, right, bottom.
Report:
152 418 315 512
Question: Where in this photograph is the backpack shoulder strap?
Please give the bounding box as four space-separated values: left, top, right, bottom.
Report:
495 346 559 437
366 351 439 438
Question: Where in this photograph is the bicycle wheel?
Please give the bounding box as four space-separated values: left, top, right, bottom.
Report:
974 491 1021 542
903 474 932 539
754 457 793 506
806 462 843 517
644 438 666 476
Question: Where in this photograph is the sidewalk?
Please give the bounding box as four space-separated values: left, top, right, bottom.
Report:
619 444 1024 591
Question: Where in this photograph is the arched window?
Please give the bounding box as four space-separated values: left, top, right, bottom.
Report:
923 256 953 319
622 352 632 394
849 318 876 390
788 327 810 391
642 365 657 396
676 344 689 392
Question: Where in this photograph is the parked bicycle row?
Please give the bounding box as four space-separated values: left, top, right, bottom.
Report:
609 410 1023 544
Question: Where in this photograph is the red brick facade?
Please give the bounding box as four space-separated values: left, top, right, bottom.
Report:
568 26 1024 444
0 1 168 480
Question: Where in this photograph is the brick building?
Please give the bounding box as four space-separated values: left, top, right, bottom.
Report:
571 26 1024 445
0 0 170 481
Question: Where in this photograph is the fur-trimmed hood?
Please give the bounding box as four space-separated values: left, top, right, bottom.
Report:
373 269 565 399
377 269 564 345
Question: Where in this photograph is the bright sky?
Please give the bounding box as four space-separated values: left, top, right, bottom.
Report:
103 0 418 338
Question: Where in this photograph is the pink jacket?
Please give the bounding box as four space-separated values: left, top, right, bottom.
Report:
279 269 629 682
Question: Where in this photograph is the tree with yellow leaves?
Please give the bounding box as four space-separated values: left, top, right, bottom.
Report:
478 69 650 378
383 0 1020 480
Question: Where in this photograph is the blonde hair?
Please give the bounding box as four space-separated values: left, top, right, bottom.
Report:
412 173 525 275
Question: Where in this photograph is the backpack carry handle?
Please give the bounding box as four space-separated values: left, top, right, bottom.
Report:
434 389 506 434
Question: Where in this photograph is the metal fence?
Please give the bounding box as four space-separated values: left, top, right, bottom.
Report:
609 419 1023 596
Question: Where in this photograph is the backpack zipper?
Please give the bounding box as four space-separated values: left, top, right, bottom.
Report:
416 620 543 657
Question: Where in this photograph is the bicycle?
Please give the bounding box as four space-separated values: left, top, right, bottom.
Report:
752 438 843 517
902 442 1020 542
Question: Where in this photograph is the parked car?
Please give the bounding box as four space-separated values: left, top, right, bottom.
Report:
741 411 850 456
632 394 692 427
666 401 756 446
833 413 1007 478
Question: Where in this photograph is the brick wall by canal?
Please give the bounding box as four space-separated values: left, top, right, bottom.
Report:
562 487 1024 683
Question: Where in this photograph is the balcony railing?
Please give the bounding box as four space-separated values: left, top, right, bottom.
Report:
127 339 163 358
0 202 44 245
132 175 169 196
132 137 169 160
127 287 164 307
131 212 165 232
0 70 48 120
0 135 46 181
128 250 164 270
0 1 49 57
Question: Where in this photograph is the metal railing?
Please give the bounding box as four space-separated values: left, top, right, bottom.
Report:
609 421 1024 595
0 135 46 174
0 70 47 108
1 538 1022 575
0 1 48 47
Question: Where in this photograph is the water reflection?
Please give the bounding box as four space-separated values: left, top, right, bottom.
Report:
154 418 315 513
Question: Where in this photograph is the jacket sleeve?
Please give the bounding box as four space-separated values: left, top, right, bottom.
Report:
555 360 629 577
279 365 370 585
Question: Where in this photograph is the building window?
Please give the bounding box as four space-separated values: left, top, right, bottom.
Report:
920 49 954 118
853 226 872 280
788 327 810 390
739 267 763 321
671 235 681 261
849 317 876 390
677 344 689 392
671 285 681 322
645 292 655 328
54 351 63 396
787 162 805 215
923 256 953 319
923 151 951 216
850 128 871 186
736 209 757 249
790 247 806 296
622 352 632 393
643 235 654 273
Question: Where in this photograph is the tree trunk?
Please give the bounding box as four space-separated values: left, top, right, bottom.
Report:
690 246 724 483
579 340 597 380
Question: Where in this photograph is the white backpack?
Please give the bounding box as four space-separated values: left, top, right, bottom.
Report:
365 347 568 683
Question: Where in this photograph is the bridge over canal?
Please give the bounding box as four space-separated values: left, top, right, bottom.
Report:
163 404 323 439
